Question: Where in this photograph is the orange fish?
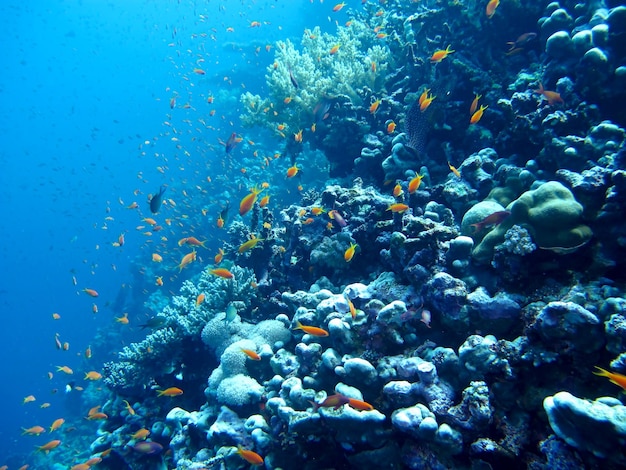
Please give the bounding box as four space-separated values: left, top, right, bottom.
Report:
294 129 303 143
387 203 409 213
217 214 225 228
238 236 264 254
157 387 183 397
84 371 102 380
86 412 108 420
293 320 329 337
176 251 197 272
22 425 46 436
196 293 205 307
132 428 150 440
115 313 129 324
332 2 346 11
152 253 163 262
469 93 482 115
50 418 65 432
82 288 99 297
347 397 374 411
237 446 264 466
241 348 261 361
418 88 430 107
286 164 300 178
210 268 234 279
52 312 61 320
311 207 326 216
214 248 224 264
329 44 341 55
448 161 461 178
123 400 135 415
470 104 488 124
344 242 358 262
486 0 500 18
259 195 270 208
85 345 92 359
156 276 163 286
386 120 396 134
420 93 436 112
239 186 264 216
184 236 207 248
37 439 61 453
430 45 454 62
408 173 423 193
56 366 73 375
593 366 626 390
347 297 357 319
534 83 563 105
369 99 381 114
393 183 403 197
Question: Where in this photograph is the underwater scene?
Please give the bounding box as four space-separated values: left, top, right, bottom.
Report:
2 0 626 468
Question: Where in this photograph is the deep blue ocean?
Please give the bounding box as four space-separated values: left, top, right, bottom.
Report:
0 0 346 463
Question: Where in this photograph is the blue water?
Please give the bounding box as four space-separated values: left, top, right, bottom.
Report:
0 0 351 463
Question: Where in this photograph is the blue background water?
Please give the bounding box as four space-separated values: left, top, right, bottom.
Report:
0 0 350 463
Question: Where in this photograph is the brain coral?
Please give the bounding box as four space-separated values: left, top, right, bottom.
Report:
472 181 592 263
216 374 264 407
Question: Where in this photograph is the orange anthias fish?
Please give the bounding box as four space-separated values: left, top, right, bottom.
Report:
470 210 511 233
286 164 300 178
239 235 264 254
387 203 409 213
408 173 423 193
534 83 563 105
82 288 99 297
239 186 264 216
56 366 73 375
37 439 61 453
393 183 403 197
448 161 461 178
310 393 350 411
329 44 341 55
333 2 346 11
344 242 358 262
22 425 46 436
50 418 65 432
210 268 234 279
486 0 500 18
241 348 261 360
469 93 482 115
132 428 150 440
214 248 224 264
369 99 381 114
420 92 436 112
593 366 626 390
157 387 183 397
470 104 488 124
237 446 264 466
176 251 197 272
115 313 129 324
293 320 329 337
430 45 454 63
183 236 207 248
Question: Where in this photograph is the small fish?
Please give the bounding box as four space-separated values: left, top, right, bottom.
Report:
224 132 241 154
332 2 347 11
132 428 150 440
328 210 347 227
310 393 350 411
139 316 166 330
225 303 238 323
534 83 563 105
344 242 358 262
408 173 423 194
386 120 396 133
240 186 264 216
469 93 482 115
470 210 511 233
448 161 461 178
286 164 300 177
196 293 205 307
115 313 129 324
329 44 341 55
82 288 99 297
486 0 500 18
420 92 436 112
157 387 183 397
155 276 163 286
387 203 409 213
293 320 329 337
393 183 403 197
470 104 488 124
84 371 102 381
176 251 197 272
22 425 46 436
123 400 136 415
241 348 261 361
133 441 163 455
369 99 381 114
148 185 167 214
293 130 303 143
37 439 61 453
152 253 163 262
210 268 234 279
239 236 264 254
50 418 65 432
288 67 299 89
214 248 224 264
56 366 73 375
420 309 432 328
236 445 264 466
430 45 454 63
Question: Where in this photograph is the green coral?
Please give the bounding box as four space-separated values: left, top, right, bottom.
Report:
240 23 393 134
472 181 593 263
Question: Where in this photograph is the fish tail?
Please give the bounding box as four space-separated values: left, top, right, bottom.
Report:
593 366 610 377
308 400 320 412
